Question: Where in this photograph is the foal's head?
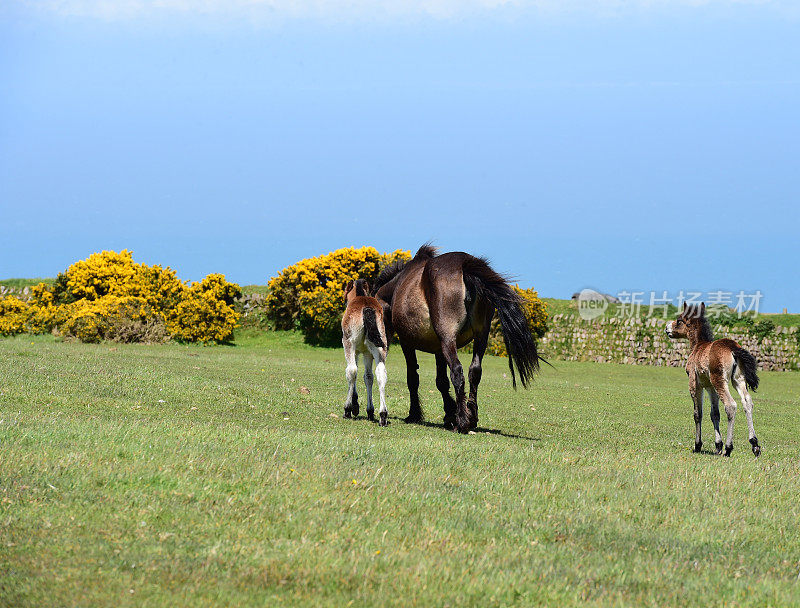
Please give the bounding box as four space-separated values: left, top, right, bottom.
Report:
343 279 370 305
665 302 714 343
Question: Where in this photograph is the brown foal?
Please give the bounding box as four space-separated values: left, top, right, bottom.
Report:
342 279 389 426
666 302 761 457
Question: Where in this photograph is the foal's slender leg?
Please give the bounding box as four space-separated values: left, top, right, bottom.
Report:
733 374 761 457
369 344 389 427
435 353 457 429
707 389 723 455
690 383 703 453
363 351 375 422
343 341 359 418
466 321 491 431
714 379 738 456
402 343 423 423
440 339 468 433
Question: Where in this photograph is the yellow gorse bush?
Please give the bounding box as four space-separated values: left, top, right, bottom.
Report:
0 297 28 335
166 275 241 343
266 246 411 345
0 251 241 343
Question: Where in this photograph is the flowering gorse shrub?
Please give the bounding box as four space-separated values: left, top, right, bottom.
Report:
266 246 411 346
0 297 28 335
0 251 240 343
166 282 241 343
53 250 186 310
486 286 549 357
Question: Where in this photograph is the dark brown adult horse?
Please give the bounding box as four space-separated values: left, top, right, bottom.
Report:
373 245 540 434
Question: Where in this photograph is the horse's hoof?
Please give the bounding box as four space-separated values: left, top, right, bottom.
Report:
715 441 724 455
443 417 456 430
379 412 388 427
694 442 702 453
404 413 422 424
455 418 472 434
750 437 761 457
367 411 375 422
724 444 733 457
343 409 352 419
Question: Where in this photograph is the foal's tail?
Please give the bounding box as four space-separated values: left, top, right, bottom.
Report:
462 256 540 389
362 307 385 349
732 346 759 391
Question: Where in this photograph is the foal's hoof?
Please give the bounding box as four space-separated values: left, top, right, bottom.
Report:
694 442 702 453
343 409 352 419
750 437 761 458
443 416 456 431
379 412 388 427
404 413 423 424
367 411 376 422
724 444 733 457
715 441 724 455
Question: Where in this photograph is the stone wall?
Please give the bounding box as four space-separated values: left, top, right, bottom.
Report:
540 314 800 372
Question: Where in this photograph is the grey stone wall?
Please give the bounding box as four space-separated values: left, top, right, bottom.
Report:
540 314 800 372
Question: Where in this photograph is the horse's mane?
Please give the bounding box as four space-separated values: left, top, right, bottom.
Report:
685 305 714 342
354 279 369 296
414 243 438 260
697 316 715 342
373 244 439 294
373 259 408 293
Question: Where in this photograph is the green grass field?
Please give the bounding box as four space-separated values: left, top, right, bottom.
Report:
0 278 54 290
1 331 799 607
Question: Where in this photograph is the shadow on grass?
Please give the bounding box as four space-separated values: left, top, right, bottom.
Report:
696 448 725 457
380 415 540 442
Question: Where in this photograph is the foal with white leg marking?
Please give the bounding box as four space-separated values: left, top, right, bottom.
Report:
666 302 761 457
342 279 390 426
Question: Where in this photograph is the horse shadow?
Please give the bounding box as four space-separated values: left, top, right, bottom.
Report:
384 416 539 442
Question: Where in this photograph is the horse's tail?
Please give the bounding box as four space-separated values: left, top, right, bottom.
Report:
462 256 539 389
362 307 385 349
732 346 759 391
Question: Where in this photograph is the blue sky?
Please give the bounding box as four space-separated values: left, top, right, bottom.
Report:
1 1 798 311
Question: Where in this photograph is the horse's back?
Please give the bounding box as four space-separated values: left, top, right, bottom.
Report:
342 296 384 347
688 339 740 389
391 253 479 353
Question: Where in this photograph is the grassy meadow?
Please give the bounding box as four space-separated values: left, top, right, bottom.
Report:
1 330 799 607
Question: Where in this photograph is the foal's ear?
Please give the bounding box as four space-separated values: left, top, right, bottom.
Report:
700 302 706 316
362 280 370 295
682 301 687 313
344 280 354 303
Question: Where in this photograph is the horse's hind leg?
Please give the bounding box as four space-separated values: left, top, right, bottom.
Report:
733 374 761 457
707 388 724 454
369 344 389 427
436 353 457 429
713 379 738 456
402 344 423 423
363 351 375 422
466 319 491 431
439 339 468 433
343 340 359 418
